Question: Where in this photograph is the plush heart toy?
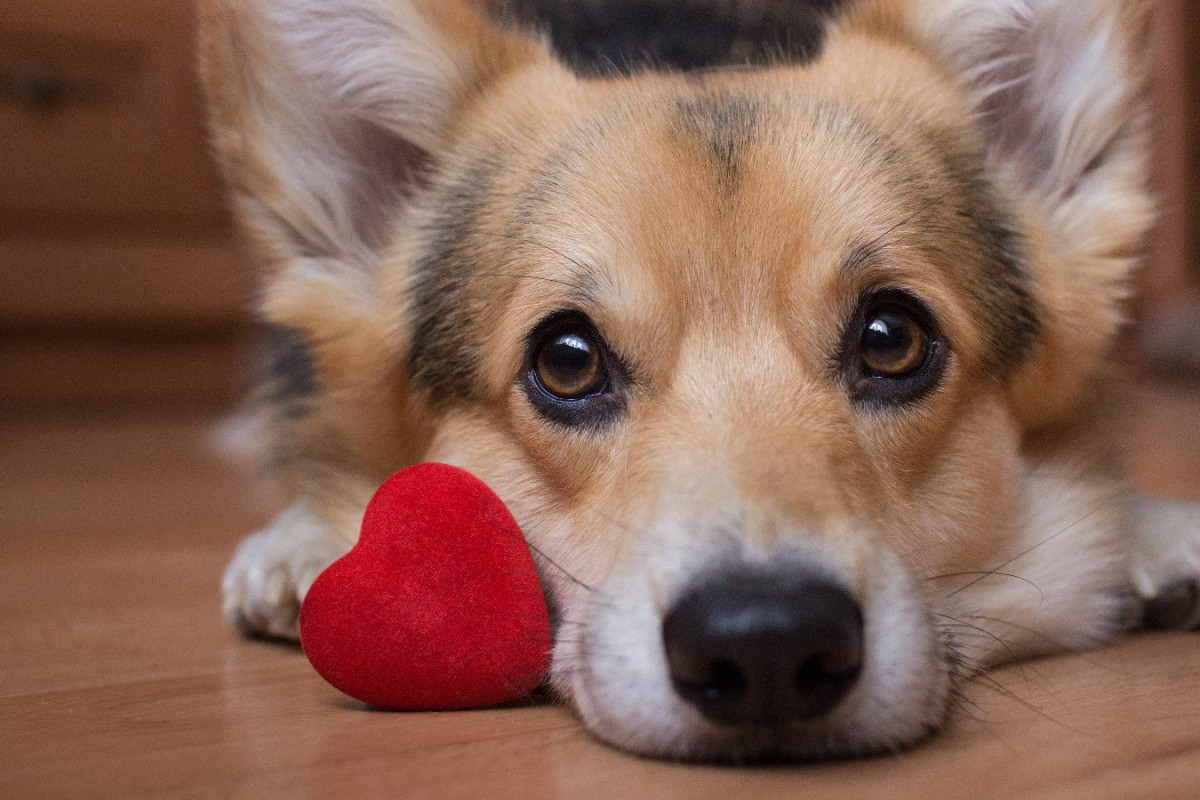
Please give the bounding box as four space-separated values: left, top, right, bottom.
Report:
298 463 552 710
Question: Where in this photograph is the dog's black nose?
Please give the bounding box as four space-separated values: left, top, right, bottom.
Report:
662 573 864 726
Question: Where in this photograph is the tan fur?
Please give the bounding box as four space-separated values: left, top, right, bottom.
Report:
202 0 1198 761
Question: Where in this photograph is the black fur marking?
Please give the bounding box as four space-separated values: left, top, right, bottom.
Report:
498 0 854 76
258 325 319 420
676 93 761 189
966 200 1040 372
921 129 1041 373
408 156 506 404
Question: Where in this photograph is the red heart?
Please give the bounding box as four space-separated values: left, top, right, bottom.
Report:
299 463 551 709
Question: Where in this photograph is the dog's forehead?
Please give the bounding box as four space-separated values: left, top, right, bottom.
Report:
506 78 1004 321
509 85 894 318
409 37 1038 405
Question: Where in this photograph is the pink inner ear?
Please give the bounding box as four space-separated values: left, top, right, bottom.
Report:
224 0 494 276
948 4 1138 201
972 25 1076 196
347 123 432 254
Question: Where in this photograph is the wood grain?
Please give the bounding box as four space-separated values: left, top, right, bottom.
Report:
1 384 1198 799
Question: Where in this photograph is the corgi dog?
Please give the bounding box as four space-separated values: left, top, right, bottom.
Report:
200 0 1200 761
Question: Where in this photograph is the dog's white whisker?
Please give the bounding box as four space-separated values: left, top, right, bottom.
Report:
927 570 1045 604
947 488 1124 599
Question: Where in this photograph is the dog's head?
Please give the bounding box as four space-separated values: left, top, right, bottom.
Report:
201 0 1152 760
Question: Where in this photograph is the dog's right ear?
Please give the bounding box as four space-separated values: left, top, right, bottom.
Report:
198 0 542 332
868 0 1154 430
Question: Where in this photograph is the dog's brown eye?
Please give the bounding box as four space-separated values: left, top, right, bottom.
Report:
842 289 947 407
860 309 930 378
534 327 607 400
523 312 628 428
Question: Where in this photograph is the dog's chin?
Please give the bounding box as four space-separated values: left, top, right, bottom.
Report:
547 548 954 763
562 683 950 763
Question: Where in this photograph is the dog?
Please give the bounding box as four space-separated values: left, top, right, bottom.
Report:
200 0 1200 761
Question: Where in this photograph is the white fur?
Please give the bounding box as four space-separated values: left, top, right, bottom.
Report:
222 0 487 296
938 468 1129 669
543 461 950 760
908 0 1152 292
223 502 349 639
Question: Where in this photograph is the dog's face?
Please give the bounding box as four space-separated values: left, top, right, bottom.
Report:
411 48 1043 757
202 0 1153 760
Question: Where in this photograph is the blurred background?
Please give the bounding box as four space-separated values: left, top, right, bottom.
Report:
1 0 1198 416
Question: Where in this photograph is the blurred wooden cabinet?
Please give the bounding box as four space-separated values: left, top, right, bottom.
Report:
0 0 253 409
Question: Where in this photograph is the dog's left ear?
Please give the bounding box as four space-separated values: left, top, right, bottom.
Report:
198 0 544 339
198 0 550 482
898 0 1154 427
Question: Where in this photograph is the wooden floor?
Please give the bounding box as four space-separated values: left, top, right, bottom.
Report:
3 382 1200 800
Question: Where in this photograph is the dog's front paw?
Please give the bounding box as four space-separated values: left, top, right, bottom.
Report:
1128 495 1200 631
222 503 350 640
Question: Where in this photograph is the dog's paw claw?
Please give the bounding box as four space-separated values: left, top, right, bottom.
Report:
222 504 347 641
1128 495 1200 632
1141 579 1200 631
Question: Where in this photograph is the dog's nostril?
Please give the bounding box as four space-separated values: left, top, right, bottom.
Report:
795 651 860 702
677 658 748 706
672 662 744 710
663 573 864 727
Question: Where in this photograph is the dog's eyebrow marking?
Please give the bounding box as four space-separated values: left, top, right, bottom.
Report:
842 240 885 279
499 233 599 292
408 144 605 406
496 0 856 76
816 103 1040 375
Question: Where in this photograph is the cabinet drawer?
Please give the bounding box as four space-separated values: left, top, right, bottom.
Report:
0 0 228 226
0 331 252 408
0 235 252 326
